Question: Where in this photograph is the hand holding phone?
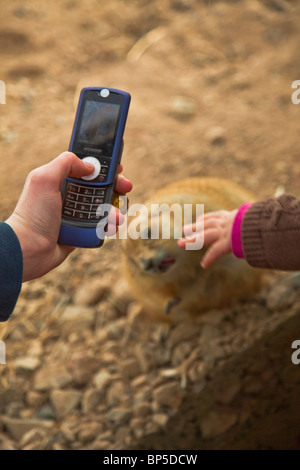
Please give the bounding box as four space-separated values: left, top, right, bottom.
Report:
58 87 131 248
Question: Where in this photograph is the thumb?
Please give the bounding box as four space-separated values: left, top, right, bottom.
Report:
46 152 94 189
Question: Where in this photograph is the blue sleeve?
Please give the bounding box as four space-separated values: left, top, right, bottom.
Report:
0 222 23 321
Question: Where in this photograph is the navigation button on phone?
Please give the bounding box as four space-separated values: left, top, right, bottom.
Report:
81 156 101 181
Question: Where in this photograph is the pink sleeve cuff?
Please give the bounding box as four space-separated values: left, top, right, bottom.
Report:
231 203 253 258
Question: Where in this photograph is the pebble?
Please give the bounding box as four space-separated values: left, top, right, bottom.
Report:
152 413 168 427
106 408 132 426
153 381 182 408
1 417 55 442
76 422 104 444
58 306 96 332
19 428 46 448
66 351 101 385
13 356 40 373
93 370 112 390
106 380 131 407
206 126 226 145
170 96 197 120
34 365 72 391
25 391 46 408
133 401 151 418
37 404 56 420
50 390 82 420
81 389 102 415
119 357 140 379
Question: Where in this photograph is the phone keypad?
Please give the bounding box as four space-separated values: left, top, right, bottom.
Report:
62 182 108 222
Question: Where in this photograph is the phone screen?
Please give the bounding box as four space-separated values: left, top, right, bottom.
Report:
78 100 121 147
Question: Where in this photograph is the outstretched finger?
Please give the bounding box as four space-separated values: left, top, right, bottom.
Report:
200 241 229 269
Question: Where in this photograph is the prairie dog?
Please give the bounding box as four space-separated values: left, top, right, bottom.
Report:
122 177 263 323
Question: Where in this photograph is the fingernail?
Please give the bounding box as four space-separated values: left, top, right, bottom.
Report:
85 162 95 172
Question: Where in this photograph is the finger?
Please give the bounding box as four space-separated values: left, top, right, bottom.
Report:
182 222 197 236
203 210 227 220
114 174 133 194
201 241 228 269
107 206 125 227
47 152 95 189
118 163 123 173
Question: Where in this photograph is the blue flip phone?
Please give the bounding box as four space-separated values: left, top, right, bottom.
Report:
58 87 131 248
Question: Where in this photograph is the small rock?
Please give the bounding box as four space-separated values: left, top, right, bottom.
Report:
0 387 23 412
58 306 96 332
27 339 43 357
206 126 226 145
133 401 151 418
34 365 72 391
106 408 131 426
90 439 112 450
160 368 179 378
73 278 110 306
50 390 82 420
13 356 40 373
200 410 237 439
119 357 140 379
130 417 146 439
106 381 131 407
67 351 101 385
170 96 197 120
153 381 182 408
77 422 104 444
81 388 102 414
37 404 56 420
152 413 169 427
131 374 148 389
106 318 127 340
25 391 46 408
93 370 112 390
2 417 55 441
19 428 47 448
5 401 23 418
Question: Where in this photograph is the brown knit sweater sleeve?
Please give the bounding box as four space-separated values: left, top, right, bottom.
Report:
241 194 300 270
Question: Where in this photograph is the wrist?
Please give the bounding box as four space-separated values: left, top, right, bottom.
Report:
5 215 48 282
231 203 253 258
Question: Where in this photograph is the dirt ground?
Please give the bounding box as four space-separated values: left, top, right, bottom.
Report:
1 0 300 450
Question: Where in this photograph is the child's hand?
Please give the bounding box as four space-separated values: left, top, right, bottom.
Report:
178 209 238 268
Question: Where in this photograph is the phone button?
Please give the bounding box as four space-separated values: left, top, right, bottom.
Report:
81 156 101 181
